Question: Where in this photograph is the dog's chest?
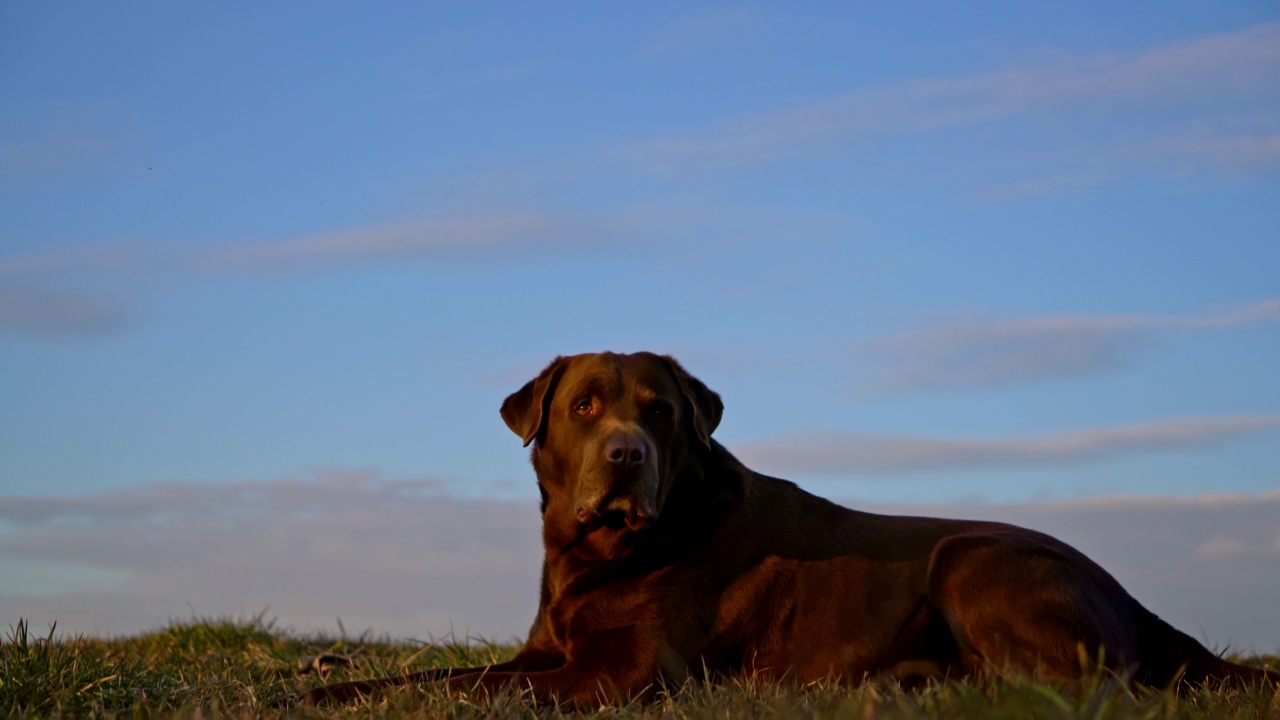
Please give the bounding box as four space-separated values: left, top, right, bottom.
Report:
545 567 658 649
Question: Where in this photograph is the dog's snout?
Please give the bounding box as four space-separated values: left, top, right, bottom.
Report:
605 436 646 468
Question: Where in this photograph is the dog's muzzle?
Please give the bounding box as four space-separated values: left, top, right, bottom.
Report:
575 432 659 531
575 493 657 532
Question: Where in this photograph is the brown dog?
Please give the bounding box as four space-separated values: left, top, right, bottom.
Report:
302 351 1277 707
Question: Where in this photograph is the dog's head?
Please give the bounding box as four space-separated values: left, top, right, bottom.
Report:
501 352 722 534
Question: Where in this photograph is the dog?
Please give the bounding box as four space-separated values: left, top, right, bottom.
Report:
302 351 1278 707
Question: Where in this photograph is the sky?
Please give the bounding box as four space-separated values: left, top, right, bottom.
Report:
1 2 1278 650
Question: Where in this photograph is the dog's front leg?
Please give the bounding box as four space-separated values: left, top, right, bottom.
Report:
443 627 675 708
443 663 655 708
297 647 565 706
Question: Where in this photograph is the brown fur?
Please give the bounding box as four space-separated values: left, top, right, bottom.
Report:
301 351 1278 707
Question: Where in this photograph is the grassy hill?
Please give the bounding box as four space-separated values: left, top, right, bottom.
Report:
3 616 1277 718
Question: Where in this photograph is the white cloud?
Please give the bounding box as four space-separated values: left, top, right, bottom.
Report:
1136 128 1280 174
0 241 155 277
2 475 1277 652
861 298 1280 390
733 414 1280 475
0 101 130 186
0 283 130 339
0 203 724 342
198 207 718 275
636 6 766 61
479 64 536 82
0 560 128 598
0 241 176 340
618 22 1280 181
0 471 543 641
1193 538 1252 559
201 213 622 274
417 64 538 103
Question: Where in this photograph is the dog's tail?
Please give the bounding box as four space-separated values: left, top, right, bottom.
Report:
1135 606 1279 689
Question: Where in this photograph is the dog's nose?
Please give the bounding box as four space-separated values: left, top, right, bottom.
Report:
604 436 646 468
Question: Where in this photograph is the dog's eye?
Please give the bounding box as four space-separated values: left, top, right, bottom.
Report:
572 399 594 416
647 402 672 420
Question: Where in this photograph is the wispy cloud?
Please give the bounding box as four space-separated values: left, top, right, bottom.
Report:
201 208 713 275
734 414 1280 476
0 205 720 340
988 122 1280 197
0 101 136 188
417 64 537 103
1125 126 1280 175
0 470 542 640
619 22 1280 179
862 298 1280 390
2 476 1277 650
0 241 170 340
0 240 160 277
479 64 536 82
1193 537 1254 559
636 6 766 61
0 284 130 339
404 22 1280 196
0 208 697 282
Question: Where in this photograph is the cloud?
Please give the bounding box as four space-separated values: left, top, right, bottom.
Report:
0 204 720 342
0 283 130 339
862 298 1280 390
417 64 537 103
423 22 1280 196
1193 537 1252 559
988 121 1280 197
479 64 536 82
0 139 96 174
0 470 543 640
199 209 706 275
0 99 141 191
733 414 1280 476
0 241 170 340
0 205 716 286
1127 128 1280 175
0 239 167 282
0 206 699 292
636 6 766 61
2 475 1278 651
618 22 1280 178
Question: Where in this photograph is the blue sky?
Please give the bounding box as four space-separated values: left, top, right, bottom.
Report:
2 3 1278 646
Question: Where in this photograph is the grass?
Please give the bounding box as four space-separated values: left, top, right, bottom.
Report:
3 615 1277 718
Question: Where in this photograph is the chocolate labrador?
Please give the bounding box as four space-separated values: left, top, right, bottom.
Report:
302 351 1277 706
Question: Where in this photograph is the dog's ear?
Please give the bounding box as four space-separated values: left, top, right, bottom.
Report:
660 355 723 447
501 357 568 447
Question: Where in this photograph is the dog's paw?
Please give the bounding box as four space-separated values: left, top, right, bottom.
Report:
296 653 357 677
